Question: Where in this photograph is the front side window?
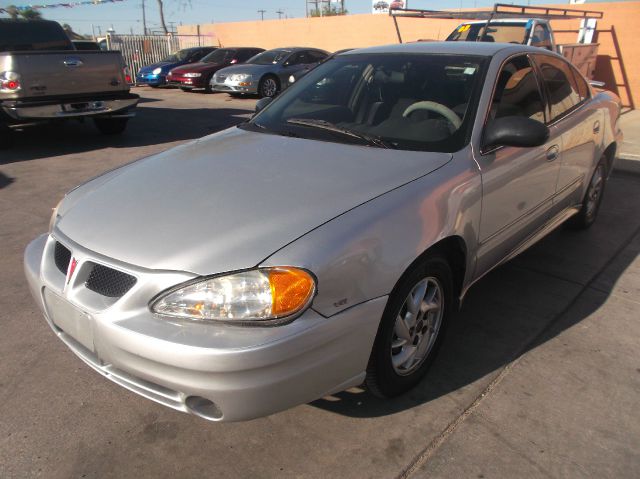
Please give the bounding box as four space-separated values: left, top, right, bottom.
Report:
489 55 545 124
534 54 582 122
530 24 552 51
245 53 487 152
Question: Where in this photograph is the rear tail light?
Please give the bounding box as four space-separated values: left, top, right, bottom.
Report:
123 66 132 84
0 71 21 92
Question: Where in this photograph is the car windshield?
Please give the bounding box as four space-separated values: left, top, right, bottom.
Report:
246 53 487 152
202 49 233 63
247 49 290 65
447 22 528 44
162 49 191 62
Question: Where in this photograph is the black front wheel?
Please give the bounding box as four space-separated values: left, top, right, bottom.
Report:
567 157 607 230
366 255 453 398
258 75 279 98
94 117 128 135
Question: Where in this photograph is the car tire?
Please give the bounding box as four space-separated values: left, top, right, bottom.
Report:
258 75 279 98
0 122 13 149
94 117 129 135
567 157 607 230
366 254 453 398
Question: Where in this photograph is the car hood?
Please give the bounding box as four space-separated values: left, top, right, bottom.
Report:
56 128 451 275
216 63 275 76
170 62 223 75
139 61 181 74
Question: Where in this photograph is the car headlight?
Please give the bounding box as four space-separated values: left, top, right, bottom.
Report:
183 72 202 78
152 67 162 75
228 73 252 82
151 267 316 324
288 75 296 84
49 197 63 232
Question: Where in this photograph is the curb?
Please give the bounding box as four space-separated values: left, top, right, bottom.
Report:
614 155 640 175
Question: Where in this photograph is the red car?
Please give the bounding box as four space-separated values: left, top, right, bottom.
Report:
167 47 264 92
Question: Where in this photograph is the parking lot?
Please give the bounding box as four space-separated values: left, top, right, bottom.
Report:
1 88 639 478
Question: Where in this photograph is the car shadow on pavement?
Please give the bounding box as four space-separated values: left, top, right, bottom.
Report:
312 173 640 418
0 106 253 165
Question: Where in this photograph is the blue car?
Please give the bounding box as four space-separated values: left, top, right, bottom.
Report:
136 47 217 87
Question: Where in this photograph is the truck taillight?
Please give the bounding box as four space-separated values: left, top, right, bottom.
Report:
0 71 21 92
123 66 132 84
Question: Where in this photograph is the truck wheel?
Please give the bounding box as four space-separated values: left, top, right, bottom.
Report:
94 117 128 135
0 123 13 149
366 254 453 398
567 156 607 230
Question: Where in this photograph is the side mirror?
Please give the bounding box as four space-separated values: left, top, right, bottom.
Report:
483 116 549 151
255 96 273 114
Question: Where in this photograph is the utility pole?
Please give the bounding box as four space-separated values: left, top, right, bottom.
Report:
141 0 147 35
276 9 284 19
258 9 266 21
168 21 176 33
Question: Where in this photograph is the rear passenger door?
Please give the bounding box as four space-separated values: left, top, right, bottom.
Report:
475 54 562 277
532 54 600 214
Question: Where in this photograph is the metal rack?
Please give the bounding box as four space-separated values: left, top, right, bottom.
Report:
389 3 603 43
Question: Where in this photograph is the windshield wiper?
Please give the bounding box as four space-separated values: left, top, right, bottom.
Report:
286 118 393 149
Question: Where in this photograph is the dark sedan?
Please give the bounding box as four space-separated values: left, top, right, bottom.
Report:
167 47 264 92
211 47 329 97
135 47 216 87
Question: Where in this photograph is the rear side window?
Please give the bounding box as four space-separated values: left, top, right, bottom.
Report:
570 66 591 102
490 55 545 124
307 50 328 63
534 54 582 122
0 20 73 52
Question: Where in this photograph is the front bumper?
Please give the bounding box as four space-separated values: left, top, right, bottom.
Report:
211 81 257 94
2 92 139 121
135 73 165 86
167 75 208 89
24 233 386 422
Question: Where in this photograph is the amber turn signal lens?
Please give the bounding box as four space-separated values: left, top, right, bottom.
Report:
269 268 316 317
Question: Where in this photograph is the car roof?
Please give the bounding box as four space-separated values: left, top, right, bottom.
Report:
340 41 541 57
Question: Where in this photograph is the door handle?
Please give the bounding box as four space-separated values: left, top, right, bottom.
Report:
546 145 559 162
593 121 600 134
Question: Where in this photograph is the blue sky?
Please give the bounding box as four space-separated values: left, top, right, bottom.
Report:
0 0 609 35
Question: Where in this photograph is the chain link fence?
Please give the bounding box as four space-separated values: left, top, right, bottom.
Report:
106 33 218 84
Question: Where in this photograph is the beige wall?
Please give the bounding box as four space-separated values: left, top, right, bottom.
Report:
179 2 640 108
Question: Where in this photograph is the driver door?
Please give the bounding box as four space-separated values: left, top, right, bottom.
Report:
474 54 562 277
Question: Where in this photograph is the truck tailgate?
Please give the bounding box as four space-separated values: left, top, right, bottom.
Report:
10 51 128 97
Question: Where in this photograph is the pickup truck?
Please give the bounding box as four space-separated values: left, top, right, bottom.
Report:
0 19 139 147
446 18 599 80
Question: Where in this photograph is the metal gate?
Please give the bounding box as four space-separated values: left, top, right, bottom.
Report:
106 33 218 83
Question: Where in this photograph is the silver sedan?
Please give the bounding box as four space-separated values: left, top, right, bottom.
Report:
25 42 622 422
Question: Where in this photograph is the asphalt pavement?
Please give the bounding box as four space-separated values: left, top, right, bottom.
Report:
1 88 638 478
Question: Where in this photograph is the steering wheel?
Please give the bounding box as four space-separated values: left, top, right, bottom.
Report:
402 101 462 131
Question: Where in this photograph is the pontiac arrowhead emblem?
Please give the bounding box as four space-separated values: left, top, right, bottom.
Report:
66 257 78 286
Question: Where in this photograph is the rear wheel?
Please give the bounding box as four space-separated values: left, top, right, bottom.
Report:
94 117 128 135
366 255 453 398
567 157 607 230
258 75 279 98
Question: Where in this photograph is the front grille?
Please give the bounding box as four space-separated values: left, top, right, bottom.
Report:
85 264 137 298
54 242 71 274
